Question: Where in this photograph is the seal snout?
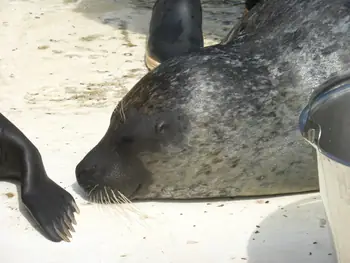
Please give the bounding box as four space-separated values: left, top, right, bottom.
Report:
75 157 102 191
75 164 97 185
75 147 145 202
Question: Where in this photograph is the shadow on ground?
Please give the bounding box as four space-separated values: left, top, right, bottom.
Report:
247 195 337 263
68 0 245 44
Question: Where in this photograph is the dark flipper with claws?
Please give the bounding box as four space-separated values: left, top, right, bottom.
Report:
0 113 79 242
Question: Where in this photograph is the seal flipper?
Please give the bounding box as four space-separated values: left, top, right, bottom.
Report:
220 0 262 45
0 113 79 242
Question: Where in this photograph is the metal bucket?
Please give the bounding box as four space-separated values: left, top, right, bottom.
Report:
299 73 350 263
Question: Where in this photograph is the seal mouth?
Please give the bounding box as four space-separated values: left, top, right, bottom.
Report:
129 184 142 199
85 184 142 204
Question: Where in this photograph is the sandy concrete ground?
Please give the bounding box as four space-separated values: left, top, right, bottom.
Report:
0 0 338 262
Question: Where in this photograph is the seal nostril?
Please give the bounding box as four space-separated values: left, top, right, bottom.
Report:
76 166 97 182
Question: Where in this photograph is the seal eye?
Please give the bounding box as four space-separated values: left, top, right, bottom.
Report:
156 121 169 134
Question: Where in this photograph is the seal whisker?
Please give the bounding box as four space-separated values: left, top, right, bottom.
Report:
111 190 122 205
105 189 133 222
117 191 132 204
111 190 133 218
88 185 100 207
115 196 122 205
88 184 99 197
103 193 108 205
91 193 96 203
118 191 135 207
92 192 99 204
109 189 119 204
103 193 109 205
116 193 135 213
115 191 151 229
91 194 98 206
99 191 104 205
95 194 101 204
93 192 105 213
104 187 112 204
117 190 144 216
101 188 119 218
116 195 125 205
117 192 131 207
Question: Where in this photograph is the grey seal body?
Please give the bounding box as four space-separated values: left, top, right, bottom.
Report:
76 0 350 200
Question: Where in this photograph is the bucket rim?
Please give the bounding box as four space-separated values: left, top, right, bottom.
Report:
299 74 350 167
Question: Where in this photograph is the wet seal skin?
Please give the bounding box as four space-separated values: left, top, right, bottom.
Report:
76 0 350 202
0 113 79 242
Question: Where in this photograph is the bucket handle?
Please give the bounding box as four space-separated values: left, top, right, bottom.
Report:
299 106 321 147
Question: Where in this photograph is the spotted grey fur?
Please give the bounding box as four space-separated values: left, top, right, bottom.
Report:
75 0 350 200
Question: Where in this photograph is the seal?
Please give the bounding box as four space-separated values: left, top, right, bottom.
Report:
75 0 350 201
0 113 79 242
